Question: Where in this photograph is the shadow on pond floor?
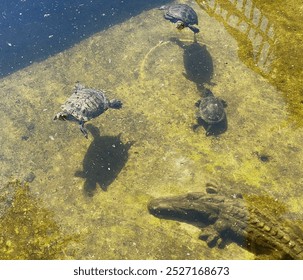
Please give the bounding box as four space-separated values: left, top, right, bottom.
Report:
170 36 214 92
193 114 228 137
170 38 227 136
75 124 133 197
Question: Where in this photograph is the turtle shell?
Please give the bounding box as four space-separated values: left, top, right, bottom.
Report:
61 84 109 122
199 96 225 124
166 4 198 25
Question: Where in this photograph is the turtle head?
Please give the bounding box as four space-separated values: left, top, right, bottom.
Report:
53 112 68 121
176 21 185 30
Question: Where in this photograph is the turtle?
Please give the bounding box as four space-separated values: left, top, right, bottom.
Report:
158 4 199 34
194 89 227 136
54 82 122 138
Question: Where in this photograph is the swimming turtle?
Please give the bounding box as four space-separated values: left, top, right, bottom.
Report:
195 89 227 135
159 4 199 33
54 82 122 138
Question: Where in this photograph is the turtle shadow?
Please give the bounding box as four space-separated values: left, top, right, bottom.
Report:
75 124 133 197
192 89 228 136
170 37 214 91
193 116 228 136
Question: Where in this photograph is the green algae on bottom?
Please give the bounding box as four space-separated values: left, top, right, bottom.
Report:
0 180 79 260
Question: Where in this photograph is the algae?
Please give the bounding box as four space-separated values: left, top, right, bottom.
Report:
0 180 78 259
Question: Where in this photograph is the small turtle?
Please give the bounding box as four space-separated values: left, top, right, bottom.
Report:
54 82 122 138
159 4 199 34
195 89 227 136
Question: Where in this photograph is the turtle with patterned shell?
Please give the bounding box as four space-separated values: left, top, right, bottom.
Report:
195 89 227 136
54 82 122 138
159 4 200 34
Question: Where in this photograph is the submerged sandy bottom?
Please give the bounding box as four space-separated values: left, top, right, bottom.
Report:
0 1 302 259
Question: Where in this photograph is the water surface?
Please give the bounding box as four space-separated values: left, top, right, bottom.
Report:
0 0 303 259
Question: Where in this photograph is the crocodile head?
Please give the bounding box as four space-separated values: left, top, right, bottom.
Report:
148 192 224 226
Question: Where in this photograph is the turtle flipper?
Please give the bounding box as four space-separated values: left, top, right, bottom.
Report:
199 227 222 248
75 81 85 91
79 121 88 138
188 25 200 34
205 124 213 136
53 112 67 121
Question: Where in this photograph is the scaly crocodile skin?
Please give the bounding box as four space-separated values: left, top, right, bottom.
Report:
148 190 303 259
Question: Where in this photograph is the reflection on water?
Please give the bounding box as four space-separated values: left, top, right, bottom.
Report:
196 0 303 125
199 0 275 73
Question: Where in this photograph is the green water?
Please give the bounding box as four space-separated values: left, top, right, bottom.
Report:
0 0 302 259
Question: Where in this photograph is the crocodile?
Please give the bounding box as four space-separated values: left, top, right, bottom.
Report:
148 185 303 259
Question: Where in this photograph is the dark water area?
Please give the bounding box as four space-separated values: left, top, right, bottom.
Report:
0 0 170 77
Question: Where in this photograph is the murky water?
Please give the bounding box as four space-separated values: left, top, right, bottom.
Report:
0 0 303 259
